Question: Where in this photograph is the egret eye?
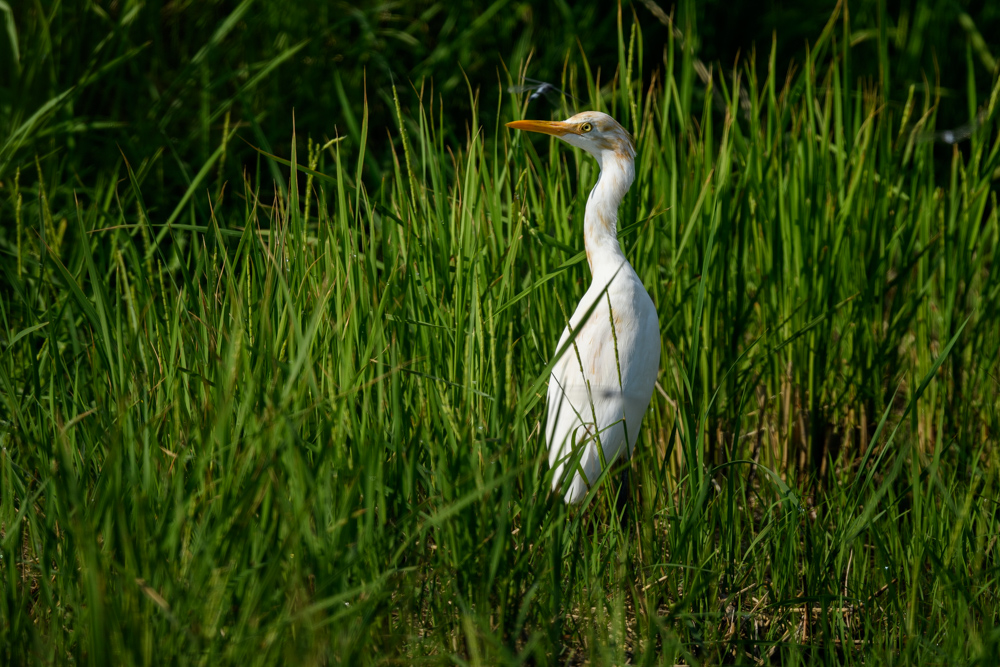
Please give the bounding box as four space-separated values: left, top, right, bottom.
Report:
580 122 593 133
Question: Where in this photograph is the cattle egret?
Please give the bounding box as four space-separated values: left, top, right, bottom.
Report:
507 111 660 504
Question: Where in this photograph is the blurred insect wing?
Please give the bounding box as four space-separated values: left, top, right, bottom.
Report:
508 78 579 107
530 83 553 102
916 109 987 145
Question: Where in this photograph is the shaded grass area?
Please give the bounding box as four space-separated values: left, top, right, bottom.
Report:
2 3 1000 665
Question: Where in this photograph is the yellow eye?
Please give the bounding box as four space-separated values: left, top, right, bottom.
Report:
580 122 593 133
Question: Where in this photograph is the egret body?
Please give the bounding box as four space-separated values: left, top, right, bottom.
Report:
507 111 660 504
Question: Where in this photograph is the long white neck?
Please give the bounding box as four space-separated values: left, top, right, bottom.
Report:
584 150 635 277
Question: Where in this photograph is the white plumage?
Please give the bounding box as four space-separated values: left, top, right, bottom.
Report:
508 111 661 504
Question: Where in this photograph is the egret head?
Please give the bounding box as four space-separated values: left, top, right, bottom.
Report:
507 111 635 168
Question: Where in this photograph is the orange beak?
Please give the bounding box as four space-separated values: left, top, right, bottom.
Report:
506 119 576 137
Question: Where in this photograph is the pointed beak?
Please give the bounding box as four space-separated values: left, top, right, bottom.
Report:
506 119 576 137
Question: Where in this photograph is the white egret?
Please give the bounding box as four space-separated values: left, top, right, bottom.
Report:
507 111 660 504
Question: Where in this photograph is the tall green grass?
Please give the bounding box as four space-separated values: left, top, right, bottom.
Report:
2 3 1000 665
